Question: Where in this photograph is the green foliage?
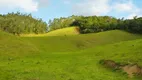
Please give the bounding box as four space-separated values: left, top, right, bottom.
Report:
0 12 47 35
71 16 118 33
48 15 79 31
119 17 142 34
48 15 118 33
49 15 142 34
1 12 141 35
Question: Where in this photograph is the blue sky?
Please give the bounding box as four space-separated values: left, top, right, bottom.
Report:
0 0 142 22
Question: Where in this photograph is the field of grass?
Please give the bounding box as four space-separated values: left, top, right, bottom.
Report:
0 31 38 57
0 29 142 80
21 27 79 37
22 30 142 53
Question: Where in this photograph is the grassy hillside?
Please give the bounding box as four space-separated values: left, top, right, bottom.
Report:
0 29 142 80
22 30 142 52
1 39 142 80
21 27 80 37
80 39 142 66
0 30 38 57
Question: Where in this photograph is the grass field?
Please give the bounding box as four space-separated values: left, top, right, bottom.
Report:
22 30 142 53
21 27 79 37
0 31 38 57
0 29 142 80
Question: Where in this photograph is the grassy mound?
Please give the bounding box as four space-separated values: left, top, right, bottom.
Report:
82 38 142 65
0 31 38 57
21 27 80 37
22 30 142 52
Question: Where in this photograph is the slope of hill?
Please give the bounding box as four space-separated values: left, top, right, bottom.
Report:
0 29 142 80
1 38 142 80
74 39 142 79
21 27 80 37
22 30 142 53
0 30 38 57
80 38 142 66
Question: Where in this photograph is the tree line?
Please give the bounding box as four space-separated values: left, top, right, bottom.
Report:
0 12 47 35
118 16 142 34
49 15 142 34
0 12 141 35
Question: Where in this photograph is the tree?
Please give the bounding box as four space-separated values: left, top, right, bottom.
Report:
0 12 48 35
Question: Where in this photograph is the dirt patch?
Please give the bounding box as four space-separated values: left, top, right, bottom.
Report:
121 64 142 78
100 60 142 78
75 27 80 34
100 60 120 69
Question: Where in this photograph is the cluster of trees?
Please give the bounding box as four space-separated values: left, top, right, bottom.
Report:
0 12 47 35
0 12 141 35
48 15 78 31
49 15 142 34
71 16 118 33
118 17 142 34
48 16 119 33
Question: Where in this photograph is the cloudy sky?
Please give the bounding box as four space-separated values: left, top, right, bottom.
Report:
0 0 142 22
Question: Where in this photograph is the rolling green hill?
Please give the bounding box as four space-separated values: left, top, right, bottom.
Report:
22 30 142 53
0 29 142 80
0 30 38 57
21 27 80 37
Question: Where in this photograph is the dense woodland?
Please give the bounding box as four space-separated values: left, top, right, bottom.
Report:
0 12 47 35
118 17 142 34
0 12 141 35
49 16 142 34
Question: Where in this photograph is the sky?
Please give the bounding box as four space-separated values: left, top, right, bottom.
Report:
0 0 142 22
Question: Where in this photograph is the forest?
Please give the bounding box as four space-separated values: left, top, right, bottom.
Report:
0 12 47 35
49 15 142 34
0 12 142 35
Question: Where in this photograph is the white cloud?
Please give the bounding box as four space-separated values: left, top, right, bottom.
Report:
38 0 48 7
127 13 142 19
72 0 111 16
113 0 141 19
113 2 133 12
0 0 38 12
127 13 137 19
71 0 142 18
